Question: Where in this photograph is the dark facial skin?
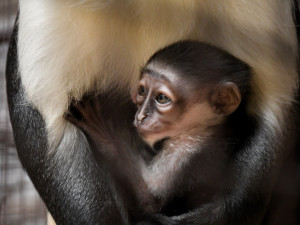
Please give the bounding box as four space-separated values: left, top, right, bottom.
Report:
132 66 241 147
133 72 192 146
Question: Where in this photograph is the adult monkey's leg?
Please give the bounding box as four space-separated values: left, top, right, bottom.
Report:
6 16 127 225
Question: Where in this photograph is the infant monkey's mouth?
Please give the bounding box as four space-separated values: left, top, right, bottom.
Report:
153 137 170 153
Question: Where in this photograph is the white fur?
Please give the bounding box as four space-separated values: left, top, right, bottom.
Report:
141 135 204 197
18 0 298 151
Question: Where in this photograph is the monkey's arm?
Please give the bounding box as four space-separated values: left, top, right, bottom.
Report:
6 19 125 225
137 127 283 225
65 97 162 215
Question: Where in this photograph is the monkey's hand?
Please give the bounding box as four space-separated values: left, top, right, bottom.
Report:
64 96 115 144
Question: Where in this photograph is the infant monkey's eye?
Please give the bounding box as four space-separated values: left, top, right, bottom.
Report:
138 86 147 96
156 94 171 104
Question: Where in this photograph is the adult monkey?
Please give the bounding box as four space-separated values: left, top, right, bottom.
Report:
6 1 300 225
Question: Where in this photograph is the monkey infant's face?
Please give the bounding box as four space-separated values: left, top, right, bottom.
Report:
131 72 221 147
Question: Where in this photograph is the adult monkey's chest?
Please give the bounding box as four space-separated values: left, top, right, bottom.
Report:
17 0 297 147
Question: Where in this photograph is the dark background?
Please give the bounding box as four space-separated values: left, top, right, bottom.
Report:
0 1 47 224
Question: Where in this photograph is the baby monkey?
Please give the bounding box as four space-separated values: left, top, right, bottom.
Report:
65 41 252 219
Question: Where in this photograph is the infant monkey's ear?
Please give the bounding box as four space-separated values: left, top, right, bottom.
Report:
210 82 241 115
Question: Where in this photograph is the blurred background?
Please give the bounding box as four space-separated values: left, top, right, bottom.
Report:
0 1 48 224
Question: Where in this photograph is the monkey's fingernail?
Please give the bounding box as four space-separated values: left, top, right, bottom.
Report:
64 113 71 118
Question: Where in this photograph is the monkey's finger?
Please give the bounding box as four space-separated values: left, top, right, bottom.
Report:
64 112 76 122
91 95 102 113
68 104 84 120
81 94 97 109
64 113 84 128
71 99 94 119
85 95 101 113
69 99 85 113
78 96 99 116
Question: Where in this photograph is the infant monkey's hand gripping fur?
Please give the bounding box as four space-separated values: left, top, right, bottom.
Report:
65 97 160 215
65 97 115 147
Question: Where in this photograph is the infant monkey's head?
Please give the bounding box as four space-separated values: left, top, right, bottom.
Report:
131 41 251 147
